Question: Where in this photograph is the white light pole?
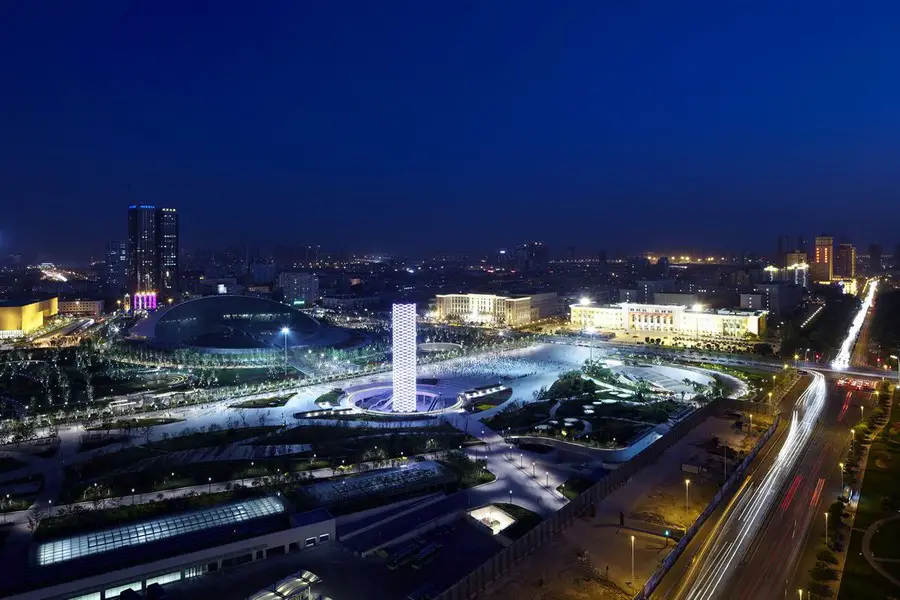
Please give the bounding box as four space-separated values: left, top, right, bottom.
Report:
684 479 691 512
631 534 635 585
281 327 290 376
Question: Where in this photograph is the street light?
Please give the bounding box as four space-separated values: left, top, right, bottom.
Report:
684 479 691 512
281 327 290 376
208 477 212 494
631 534 635 585
131 488 135 505
509 489 513 504
839 462 844 495
545 471 549 488
825 512 829 547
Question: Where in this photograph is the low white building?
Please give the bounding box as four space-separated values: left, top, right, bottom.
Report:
571 302 766 338
434 292 558 327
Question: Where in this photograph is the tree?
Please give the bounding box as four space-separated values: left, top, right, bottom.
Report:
26 505 46 533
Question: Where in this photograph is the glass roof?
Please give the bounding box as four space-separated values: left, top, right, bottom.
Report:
37 496 284 567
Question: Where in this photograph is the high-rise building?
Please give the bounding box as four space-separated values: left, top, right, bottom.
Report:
127 205 179 296
811 236 834 282
834 243 856 279
391 304 417 413
104 241 127 294
156 208 179 297
128 205 158 293
785 251 807 268
869 244 883 273
278 272 319 307
515 242 549 271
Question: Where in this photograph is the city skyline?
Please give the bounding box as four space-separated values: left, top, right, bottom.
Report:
4 3 900 260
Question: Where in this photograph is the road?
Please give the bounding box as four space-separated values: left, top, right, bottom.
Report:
720 381 859 599
656 371 828 600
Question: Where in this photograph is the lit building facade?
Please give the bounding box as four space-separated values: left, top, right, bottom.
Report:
127 205 179 298
391 304 417 412
433 293 558 327
812 236 834 282
0 298 58 339
104 241 127 294
128 205 158 293
57 300 104 318
834 243 856 279
278 272 319 307
570 302 765 338
157 208 179 297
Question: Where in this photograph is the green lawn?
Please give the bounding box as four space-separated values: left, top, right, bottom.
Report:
314 389 344 407
146 426 278 452
230 394 294 409
86 417 184 431
484 400 553 431
494 503 544 540
839 389 900 600
61 457 330 502
557 476 595 500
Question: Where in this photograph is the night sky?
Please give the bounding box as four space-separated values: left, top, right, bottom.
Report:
3 2 899 262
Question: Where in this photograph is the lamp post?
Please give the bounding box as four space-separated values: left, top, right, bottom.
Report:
839 462 844 496
684 479 691 512
631 534 635 586
545 471 549 488
281 327 290 376
208 477 212 494
131 488 135 505
825 512 829 547
509 489 513 505
532 461 535 477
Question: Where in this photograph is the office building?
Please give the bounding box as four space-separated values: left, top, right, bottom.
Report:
869 244 883 273
811 236 834 282
834 243 856 279
157 208 179 297
104 241 128 294
278 272 319 307
0 298 58 339
654 292 700 307
58 299 104 318
739 283 803 317
785 251 807 268
434 292 559 327
127 205 179 297
128 205 158 293
571 302 765 338
514 242 549 272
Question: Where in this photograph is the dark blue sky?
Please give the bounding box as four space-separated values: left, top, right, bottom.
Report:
2 1 899 261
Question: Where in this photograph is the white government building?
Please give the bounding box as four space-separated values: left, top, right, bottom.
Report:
571 302 766 338
433 292 558 327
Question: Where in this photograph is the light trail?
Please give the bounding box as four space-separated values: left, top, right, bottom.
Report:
677 372 828 600
832 279 877 371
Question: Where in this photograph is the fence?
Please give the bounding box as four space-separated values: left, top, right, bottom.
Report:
437 399 728 600
633 412 780 599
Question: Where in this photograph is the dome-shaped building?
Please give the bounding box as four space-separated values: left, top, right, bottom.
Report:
129 295 351 351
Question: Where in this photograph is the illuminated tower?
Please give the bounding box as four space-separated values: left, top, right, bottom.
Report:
392 303 417 412
812 236 834 282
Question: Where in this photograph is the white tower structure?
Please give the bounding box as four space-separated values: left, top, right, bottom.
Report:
392 303 418 412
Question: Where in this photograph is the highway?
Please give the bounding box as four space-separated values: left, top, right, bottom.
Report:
660 372 828 600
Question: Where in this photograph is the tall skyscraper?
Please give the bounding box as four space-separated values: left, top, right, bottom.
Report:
391 304 417 413
156 208 179 297
834 243 856 279
869 244 883 273
515 242 549 271
104 241 128 294
811 235 834 282
127 205 179 296
128 205 158 293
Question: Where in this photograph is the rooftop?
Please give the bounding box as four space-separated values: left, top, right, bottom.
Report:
37 496 285 567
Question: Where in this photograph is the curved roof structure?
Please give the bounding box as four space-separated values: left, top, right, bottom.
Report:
130 295 321 349
37 496 285 567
